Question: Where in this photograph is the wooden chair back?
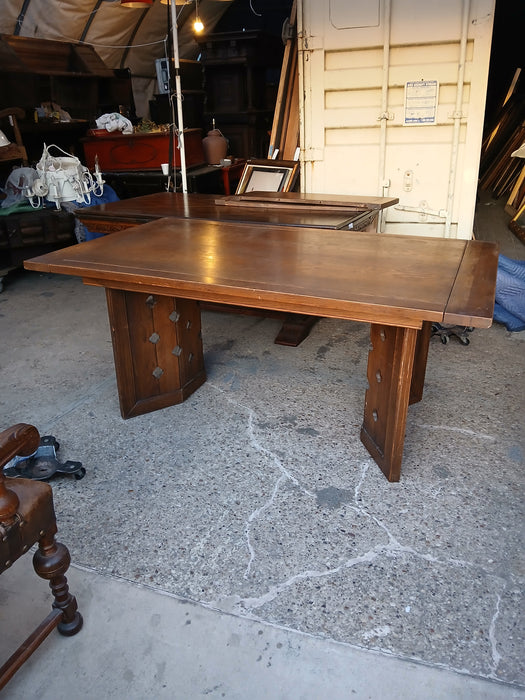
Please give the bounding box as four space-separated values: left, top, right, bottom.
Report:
0 108 28 167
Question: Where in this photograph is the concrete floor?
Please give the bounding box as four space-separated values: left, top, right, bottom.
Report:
0 195 524 699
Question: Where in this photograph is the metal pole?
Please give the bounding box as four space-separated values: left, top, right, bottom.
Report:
170 0 187 193
444 0 470 238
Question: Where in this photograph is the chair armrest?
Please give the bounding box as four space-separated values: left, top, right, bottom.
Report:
0 423 40 471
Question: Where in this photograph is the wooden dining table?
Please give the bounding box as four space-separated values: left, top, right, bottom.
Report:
75 191 399 235
75 191 400 347
25 217 498 482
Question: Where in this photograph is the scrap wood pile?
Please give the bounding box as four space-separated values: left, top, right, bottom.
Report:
479 68 525 216
267 0 298 161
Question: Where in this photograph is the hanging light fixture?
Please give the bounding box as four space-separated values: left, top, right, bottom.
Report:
193 0 204 33
159 0 203 29
120 0 153 7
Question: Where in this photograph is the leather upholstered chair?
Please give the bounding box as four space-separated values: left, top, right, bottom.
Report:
0 423 82 691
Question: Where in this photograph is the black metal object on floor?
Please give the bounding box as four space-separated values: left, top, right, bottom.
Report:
3 435 85 481
431 323 473 345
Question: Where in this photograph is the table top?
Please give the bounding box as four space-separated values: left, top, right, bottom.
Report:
75 192 398 230
25 217 498 330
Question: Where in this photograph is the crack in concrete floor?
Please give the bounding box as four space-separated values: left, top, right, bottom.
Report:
2 272 523 688
200 383 513 683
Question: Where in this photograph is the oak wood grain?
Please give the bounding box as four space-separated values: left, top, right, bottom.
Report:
26 217 496 330
444 239 499 327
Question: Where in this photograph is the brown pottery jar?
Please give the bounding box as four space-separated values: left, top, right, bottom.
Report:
202 129 228 165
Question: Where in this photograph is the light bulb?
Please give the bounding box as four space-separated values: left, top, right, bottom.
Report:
193 16 204 32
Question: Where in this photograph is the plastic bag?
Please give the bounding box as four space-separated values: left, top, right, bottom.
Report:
1 167 38 208
95 112 133 135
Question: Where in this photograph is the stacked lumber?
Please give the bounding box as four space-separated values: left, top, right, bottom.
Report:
505 158 525 214
267 1 299 161
479 68 525 214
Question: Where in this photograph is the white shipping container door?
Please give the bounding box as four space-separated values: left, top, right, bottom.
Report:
298 0 496 238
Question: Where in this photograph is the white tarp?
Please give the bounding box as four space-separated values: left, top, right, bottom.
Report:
0 0 233 118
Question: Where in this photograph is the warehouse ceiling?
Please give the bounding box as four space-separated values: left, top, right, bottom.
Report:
0 0 235 77
0 0 292 119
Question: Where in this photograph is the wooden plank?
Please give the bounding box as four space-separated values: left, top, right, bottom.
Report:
268 39 295 156
281 52 300 160
506 163 525 208
444 240 499 328
268 0 297 158
220 191 399 210
275 44 297 155
216 198 366 214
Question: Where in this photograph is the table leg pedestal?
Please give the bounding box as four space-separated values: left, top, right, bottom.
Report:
360 324 418 482
409 320 432 405
106 289 206 419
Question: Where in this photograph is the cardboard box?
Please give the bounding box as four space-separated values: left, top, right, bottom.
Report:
82 128 205 171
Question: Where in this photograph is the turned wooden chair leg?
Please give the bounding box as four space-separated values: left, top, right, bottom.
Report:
0 533 82 690
33 531 83 636
0 423 83 691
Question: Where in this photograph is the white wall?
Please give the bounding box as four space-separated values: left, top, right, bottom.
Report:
297 0 496 238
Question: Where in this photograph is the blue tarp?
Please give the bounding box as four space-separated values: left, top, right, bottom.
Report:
72 184 120 240
493 254 525 332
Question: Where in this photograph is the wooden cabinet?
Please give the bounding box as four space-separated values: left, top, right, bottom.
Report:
196 31 284 159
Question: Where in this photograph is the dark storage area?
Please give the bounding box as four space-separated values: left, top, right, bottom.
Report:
196 30 284 158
